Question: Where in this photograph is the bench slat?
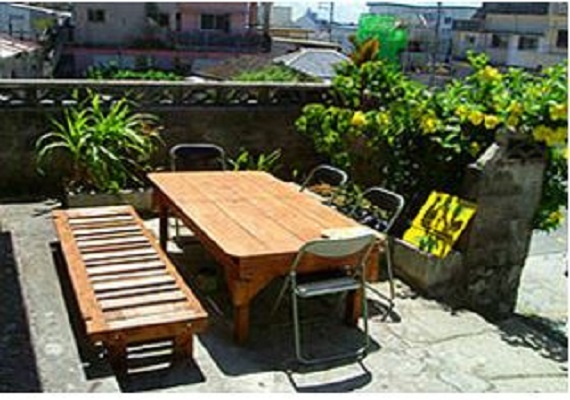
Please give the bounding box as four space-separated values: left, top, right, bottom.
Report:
81 247 157 261
103 300 192 322
87 260 165 276
77 236 149 248
92 274 175 291
99 291 187 312
95 283 178 300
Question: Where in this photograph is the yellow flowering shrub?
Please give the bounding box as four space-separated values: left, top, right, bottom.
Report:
296 51 567 231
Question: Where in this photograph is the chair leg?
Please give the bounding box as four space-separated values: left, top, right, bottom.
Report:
291 291 305 363
270 276 290 317
386 237 395 301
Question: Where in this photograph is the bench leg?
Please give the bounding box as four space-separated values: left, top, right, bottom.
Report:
173 328 194 360
106 336 128 377
345 288 363 326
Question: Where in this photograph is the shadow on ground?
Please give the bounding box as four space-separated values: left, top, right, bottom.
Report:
50 243 207 392
0 231 42 392
496 314 568 366
168 247 383 385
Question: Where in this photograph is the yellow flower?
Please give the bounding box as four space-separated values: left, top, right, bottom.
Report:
549 103 568 121
507 101 523 116
351 111 367 127
484 115 500 130
469 141 481 156
549 210 564 224
546 126 568 146
506 114 519 128
455 105 469 119
533 125 551 142
420 116 439 134
468 110 484 126
481 66 502 81
376 112 391 126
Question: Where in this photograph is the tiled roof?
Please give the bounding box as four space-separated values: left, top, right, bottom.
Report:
0 35 40 59
273 49 350 79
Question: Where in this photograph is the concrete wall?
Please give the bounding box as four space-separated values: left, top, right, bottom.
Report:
0 105 319 197
458 139 546 318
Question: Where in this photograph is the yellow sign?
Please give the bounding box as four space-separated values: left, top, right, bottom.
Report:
403 191 477 258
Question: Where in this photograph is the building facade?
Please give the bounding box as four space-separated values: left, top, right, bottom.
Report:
0 3 68 41
452 2 567 68
66 2 268 76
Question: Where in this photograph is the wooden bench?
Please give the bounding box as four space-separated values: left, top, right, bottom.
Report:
52 205 208 374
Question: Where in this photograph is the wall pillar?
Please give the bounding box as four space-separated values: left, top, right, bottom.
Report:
458 135 546 319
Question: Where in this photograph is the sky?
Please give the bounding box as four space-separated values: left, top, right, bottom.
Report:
276 0 483 24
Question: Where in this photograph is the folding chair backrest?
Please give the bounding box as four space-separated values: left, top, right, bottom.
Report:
170 143 227 171
353 187 405 234
300 164 348 191
291 234 376 273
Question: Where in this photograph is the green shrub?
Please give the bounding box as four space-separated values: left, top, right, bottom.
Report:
296 52 567 231
233 65 320 82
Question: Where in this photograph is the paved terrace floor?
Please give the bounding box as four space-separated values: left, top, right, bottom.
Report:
0 201 567 393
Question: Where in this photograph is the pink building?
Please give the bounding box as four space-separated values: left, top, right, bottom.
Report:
64 2 268 77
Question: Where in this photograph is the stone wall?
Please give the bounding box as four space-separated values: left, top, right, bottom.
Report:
0 80 332 197
458 137 546 318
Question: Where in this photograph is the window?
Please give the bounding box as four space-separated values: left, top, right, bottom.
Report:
87 9 105 23
200 14 230 31
518 36 538 50
175 12 182 32
466 35 477 45
557 30 567 48
157 13 169 28
444 16 452 25
491 34 509 49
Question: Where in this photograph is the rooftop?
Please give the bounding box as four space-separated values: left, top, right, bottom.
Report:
0 35 40 59
274 48 350 79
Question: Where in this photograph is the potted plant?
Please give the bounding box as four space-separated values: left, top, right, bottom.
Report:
35 91 163 211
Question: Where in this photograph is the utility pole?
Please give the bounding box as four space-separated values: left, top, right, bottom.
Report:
318 2 334 42
430 2 442 86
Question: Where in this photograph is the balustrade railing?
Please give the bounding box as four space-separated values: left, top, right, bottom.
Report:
0 80 333 108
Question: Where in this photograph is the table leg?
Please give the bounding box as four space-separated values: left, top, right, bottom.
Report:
345 288 363 326
234 304 250 344
158 201 168 251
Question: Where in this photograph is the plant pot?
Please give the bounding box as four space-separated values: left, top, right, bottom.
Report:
64 188 153 214
392 238 463 297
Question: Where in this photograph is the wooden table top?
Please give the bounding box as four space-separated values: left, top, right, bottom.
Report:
148 171 365 259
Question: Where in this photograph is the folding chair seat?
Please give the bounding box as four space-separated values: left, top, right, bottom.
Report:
272 234 377 365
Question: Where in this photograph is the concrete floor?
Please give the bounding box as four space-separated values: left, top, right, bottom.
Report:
0 201 567 392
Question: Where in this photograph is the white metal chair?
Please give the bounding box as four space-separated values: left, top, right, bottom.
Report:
272 234 377 365
169 143 226 238
299 164 349 206
350 186 405 303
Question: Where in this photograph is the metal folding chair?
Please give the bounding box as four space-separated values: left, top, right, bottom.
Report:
299 164 349 206
169 143 226 237
350 186 405 305
272 234 377 365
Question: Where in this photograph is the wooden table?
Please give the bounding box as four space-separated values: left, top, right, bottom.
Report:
148 171 379 343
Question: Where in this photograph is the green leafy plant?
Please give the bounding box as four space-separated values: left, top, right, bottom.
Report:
296 52 567 231
228 148 282 172
233 65 320 82
87 64 183 81
36 91 163 193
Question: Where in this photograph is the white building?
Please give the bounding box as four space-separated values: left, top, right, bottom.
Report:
453 2 567 69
